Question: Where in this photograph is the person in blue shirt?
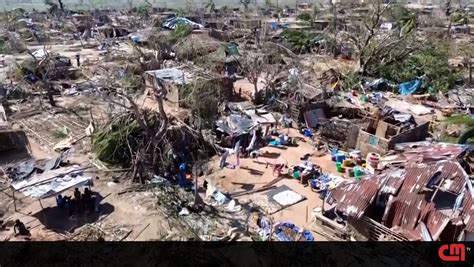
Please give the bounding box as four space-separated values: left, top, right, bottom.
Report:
56 194 65 208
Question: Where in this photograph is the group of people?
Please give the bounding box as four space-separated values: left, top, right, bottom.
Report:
56 187 96 218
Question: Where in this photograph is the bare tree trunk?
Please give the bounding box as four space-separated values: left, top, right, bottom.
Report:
58 0 64 12
469 62 473 85
42 74 56 107
446 0 452 37
331 3 338 59
152 80 170 168
253 82 259 104
47 86 56 107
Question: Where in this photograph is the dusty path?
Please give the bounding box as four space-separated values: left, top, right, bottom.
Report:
208 128 341 241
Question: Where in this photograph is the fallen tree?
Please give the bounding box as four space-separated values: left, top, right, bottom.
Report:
94 77 216 182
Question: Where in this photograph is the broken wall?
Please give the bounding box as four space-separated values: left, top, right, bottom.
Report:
357 122 429 156
388 122 430 148
0 130 30 163
356 130 390 155
320 118 357 149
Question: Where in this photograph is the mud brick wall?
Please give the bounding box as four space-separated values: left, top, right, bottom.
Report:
356 131 390 156
320 118 355 147
389 122 430 148
357 122 429 156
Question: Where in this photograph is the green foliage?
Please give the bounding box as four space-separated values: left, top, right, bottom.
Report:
343 72 363 91
451 13 468 25
180 79 228 126
297 12 312 22
93 113 144 164
52 126 69 139
0 40 6 54
280 29 326 54
444 114 474 127
172 23 192 39
312 5 320 17
386 4 417 36
137 4 151 18
375 39 461 93
122 74 144 93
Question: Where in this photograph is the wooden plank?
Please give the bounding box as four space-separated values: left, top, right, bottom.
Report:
230 185 276 197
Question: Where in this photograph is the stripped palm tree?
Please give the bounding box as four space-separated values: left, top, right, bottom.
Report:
205 0 216 13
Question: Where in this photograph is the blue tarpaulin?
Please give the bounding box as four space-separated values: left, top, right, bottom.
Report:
274 222 314 241
399 79 421 95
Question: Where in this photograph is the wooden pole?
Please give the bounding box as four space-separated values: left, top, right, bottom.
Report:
12 187 17 212
39 199 48 226
194 167 198 206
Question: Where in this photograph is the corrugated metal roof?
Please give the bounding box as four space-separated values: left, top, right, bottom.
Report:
332 176 382 218
397 161 468 196
380 141 469 168
462 194 474 232
330 157 472 240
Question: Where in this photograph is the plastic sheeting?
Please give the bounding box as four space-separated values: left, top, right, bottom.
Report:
399 79 421 95
12 166 91 199
272 190 304 206
216 114 255 135
162 17 203 30
145 68 193 85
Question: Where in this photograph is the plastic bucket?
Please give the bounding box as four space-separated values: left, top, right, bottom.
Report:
335 153 346 163
293 170 300 179
366 153 380 168
354 168 364 177
336 162 344 173
343 159 353 167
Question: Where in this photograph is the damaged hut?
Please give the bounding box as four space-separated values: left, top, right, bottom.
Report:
318 142 474 241
172 33 222 61
0 104 30 162
16 49 75 82
144 65 233 107
306 98 429 155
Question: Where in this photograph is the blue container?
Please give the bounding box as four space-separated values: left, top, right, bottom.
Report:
303 128 313 137
335 153 346 163
331 148 338 161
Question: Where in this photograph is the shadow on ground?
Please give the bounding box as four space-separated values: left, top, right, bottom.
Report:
32 192 114 233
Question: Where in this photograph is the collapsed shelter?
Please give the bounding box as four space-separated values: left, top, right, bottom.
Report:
144 65 234 106
318 142 474 241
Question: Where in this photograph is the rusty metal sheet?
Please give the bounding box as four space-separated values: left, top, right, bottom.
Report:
381 142 469 168
333 177 382 218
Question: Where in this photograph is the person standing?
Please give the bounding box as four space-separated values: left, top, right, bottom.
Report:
75 54 81 67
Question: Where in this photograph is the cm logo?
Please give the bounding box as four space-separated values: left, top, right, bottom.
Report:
438 244 466 262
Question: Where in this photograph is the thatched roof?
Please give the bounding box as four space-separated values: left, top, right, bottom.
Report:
173 33 222 60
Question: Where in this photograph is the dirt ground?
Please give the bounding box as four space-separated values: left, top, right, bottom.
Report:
0 148 171 241
207 128 343 241
0 40 349 242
